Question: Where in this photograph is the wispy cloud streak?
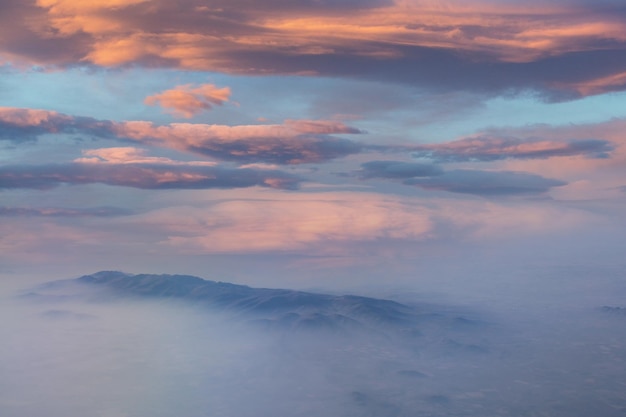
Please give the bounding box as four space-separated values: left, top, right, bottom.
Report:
410 136 614 162
356 160 567 196
0 107 363 164
0 206 133 217
0 107 114 141
0 163 300 190
404 169 567 196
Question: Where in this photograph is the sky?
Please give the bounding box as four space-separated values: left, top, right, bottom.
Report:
1 0 626 293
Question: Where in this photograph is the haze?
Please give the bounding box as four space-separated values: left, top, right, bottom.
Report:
1 0 626 415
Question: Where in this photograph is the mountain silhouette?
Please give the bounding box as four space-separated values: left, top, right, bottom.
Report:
70 271 421 332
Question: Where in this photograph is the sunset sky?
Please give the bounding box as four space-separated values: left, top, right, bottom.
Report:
1 0 625 290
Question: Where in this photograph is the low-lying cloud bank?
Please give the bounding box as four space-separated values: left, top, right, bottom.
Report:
1 269 625 417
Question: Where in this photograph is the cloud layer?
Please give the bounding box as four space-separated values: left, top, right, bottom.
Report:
2 0 626 98
404 169 567 196
357 160 567 196
0 107 363 164
357 160 444 179
0 162 300 190
411 136 614 162
0 206 133 217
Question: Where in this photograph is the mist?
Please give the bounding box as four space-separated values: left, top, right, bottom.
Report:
2 265 626 417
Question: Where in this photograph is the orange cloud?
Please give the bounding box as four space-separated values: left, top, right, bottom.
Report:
0 107 71 128
34 0 151 36
411 135 614 162
74 147 217 166
112 119 362 164
144 84 231 118
0 0 622 97
554 71 626 97
0 107 363 164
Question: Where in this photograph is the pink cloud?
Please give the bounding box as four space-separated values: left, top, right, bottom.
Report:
1 0 626 97
75 147 217 166
0 107 72 129
0 107 363 164
411 135 613 162
111 119 363 164
0 107 114 141
0 219 111 263
26 1 626 65
0 188 607 264
144 84 231 118
432 198 597 239
554 71 626 97
122 190 600 255
138 193 434 253
455 121 626 200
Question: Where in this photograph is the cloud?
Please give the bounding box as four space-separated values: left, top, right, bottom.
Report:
411 135 614 162
431 119 626 198
0 206 133 217
0 107 114 141
0 107 363 164
554 70 626 97
0 163 300 190
144 83 231 118
3 0 626 97
0 188 600 264
92 190 597 257
113 119 362 164
138 193 433 253
357 160 444 179
131 124 362 165
356 160 567 196
404 169 567 196
74 147 217 165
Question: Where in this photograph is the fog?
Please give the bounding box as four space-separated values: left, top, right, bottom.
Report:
1 265 626 417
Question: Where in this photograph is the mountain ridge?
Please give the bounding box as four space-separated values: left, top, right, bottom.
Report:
70 270 419 332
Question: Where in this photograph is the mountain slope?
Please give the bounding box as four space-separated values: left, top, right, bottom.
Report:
72 271 419 332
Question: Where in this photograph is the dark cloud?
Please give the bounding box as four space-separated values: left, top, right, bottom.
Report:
118 119 364 165
224 45 626 99
3 1 626 98
356 160 566 196
0 206 133 217
0 163 300 190
0 108 363 164
0 0 92 66
410 136 614 162
0 108 115 142
185 135 362 165
206 0 392 13
404 170 567 196
357 160 444 179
